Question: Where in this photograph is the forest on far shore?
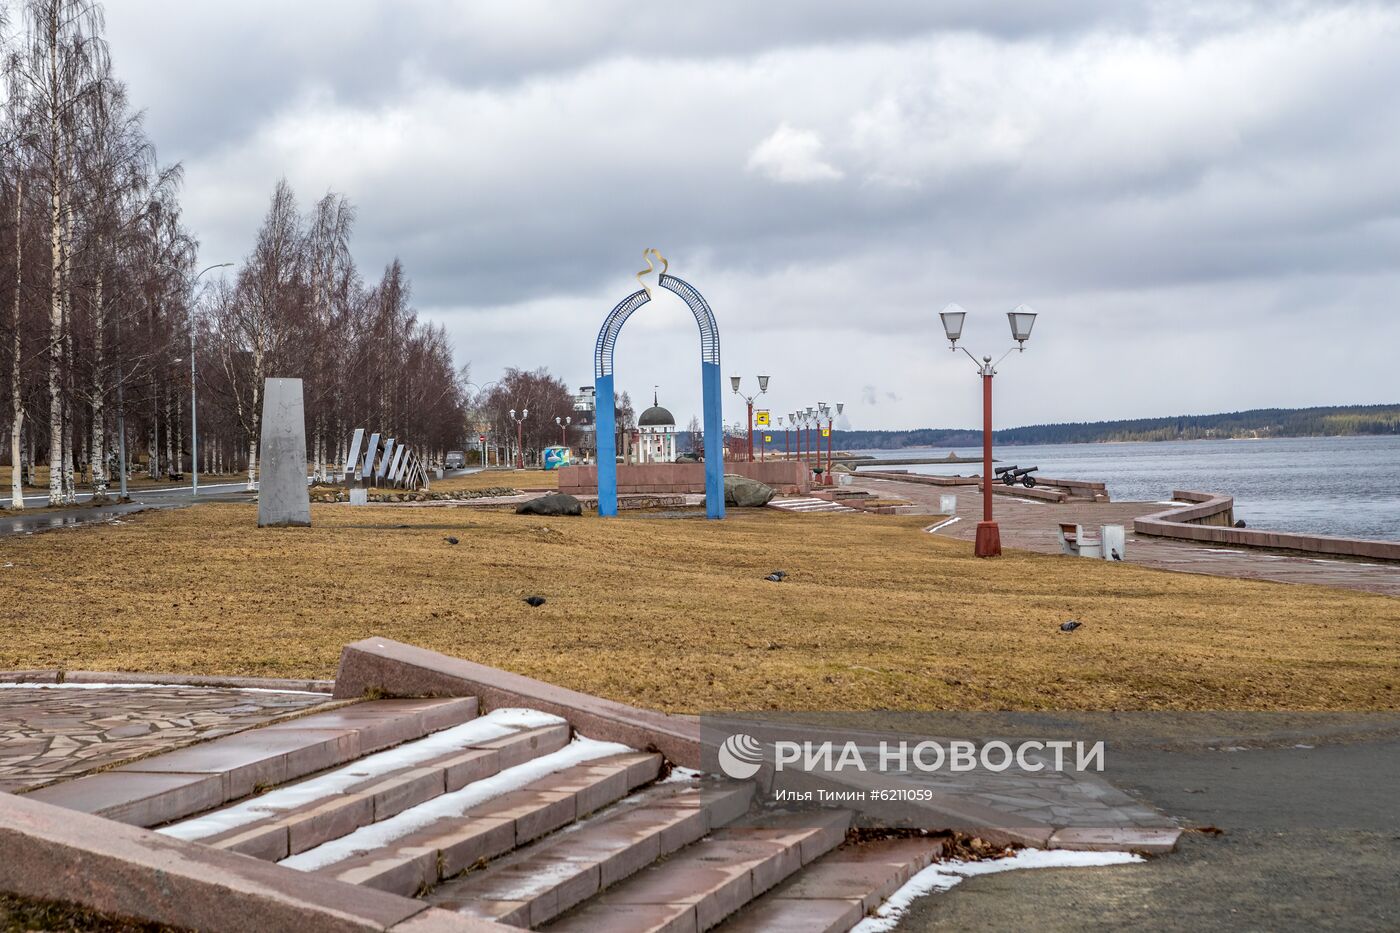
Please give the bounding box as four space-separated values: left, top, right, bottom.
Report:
802 404 1400 450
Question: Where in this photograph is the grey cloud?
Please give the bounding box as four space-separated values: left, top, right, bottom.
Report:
93 0 1400 429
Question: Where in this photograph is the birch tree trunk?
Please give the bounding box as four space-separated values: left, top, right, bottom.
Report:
90 255 107 499
10 179 24 510
47 132 66 505
163 389 174 478
245 363 261 490
61 195 75 501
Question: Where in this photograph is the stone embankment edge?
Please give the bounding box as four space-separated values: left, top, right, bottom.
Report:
1134 490 1400 561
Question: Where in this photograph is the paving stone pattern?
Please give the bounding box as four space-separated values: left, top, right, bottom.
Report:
0 686 331 793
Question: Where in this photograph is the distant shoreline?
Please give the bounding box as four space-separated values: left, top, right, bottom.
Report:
848 433 1399 452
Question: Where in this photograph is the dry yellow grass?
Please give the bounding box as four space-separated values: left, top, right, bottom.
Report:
431 469 557 494
1 503 1396 713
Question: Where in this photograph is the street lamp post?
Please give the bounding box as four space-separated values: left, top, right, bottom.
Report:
188 262 233 496
940 303 1038 558
825 402 842 480
555 415 571 446
729 375 770 462
804 407 816 466
509 408 529 469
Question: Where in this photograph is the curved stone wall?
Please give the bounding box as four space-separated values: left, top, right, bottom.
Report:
1134 490 1400 561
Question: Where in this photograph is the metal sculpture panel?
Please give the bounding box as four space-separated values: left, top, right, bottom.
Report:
344 428 365 480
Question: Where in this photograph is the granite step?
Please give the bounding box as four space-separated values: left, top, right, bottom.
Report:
767 497 858 514
24 696 480 828
542 809 853 933
306 751 663 897
714 835 947 933
160 712 571 861
430 778 755 928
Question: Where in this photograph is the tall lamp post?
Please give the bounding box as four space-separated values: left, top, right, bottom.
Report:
729 375 770 462
188 262 233 496
555 415 571 446
940 303 1038 558
805 407 816 466
824 402 843 479
508 408 529 469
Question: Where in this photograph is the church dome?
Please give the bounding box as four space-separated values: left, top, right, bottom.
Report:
639 404 675 427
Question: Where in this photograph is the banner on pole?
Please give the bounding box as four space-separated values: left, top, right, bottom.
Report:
755 410 770 426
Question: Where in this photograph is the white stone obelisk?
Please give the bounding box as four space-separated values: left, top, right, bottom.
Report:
257 377 312 527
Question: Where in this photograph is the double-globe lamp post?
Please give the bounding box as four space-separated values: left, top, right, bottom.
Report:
555 415 571 446
939 303 1038 558
823 402 844 478
730 375 769 462
508 408 529 469
805 407 816 466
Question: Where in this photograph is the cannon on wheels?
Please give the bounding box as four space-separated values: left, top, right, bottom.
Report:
994 464 1040 488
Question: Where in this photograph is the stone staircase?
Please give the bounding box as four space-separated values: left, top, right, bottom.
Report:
91 696 945 932
766 496 859 514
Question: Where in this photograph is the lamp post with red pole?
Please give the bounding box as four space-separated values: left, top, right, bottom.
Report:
555 415 571 446
730 375 770 462
804 407 816 466
939 304 1038 558
509 407 529 469
823 402 842 481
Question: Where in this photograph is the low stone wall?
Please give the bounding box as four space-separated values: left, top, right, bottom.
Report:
558 460 808 496
855 471 1073 503
1134 490 1400 560
333 637 702 769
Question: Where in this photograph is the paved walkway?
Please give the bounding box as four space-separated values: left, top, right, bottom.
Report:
0 685 332 793
847 476 1400 596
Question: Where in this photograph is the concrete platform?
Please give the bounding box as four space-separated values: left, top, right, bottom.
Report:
850 475 1400 596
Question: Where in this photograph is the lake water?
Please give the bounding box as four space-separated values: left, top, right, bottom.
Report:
851 435 1400 541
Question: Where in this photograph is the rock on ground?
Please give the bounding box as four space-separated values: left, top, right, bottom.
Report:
724 474 775 507
516 493 584 516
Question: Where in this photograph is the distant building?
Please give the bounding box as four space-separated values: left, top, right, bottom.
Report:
573 386 597 460
636 391 677 464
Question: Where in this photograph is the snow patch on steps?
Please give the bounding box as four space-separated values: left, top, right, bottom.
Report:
279 736 632 872
853 849 1143 932
158 708 565 842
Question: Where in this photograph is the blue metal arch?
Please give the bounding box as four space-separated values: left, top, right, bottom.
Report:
593 276 721 379
592 273 725 519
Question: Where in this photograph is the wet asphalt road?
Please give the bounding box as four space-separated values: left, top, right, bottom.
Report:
898 727 1400 931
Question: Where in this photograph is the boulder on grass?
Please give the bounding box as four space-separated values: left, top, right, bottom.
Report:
724 474 775 507
516 493 583 516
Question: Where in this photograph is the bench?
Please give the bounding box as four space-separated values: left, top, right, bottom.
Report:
1058 522 1103 559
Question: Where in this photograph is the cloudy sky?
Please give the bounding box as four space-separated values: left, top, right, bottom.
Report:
103 0 1400 431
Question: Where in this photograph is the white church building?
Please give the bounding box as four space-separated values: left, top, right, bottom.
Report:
636 392 678 464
